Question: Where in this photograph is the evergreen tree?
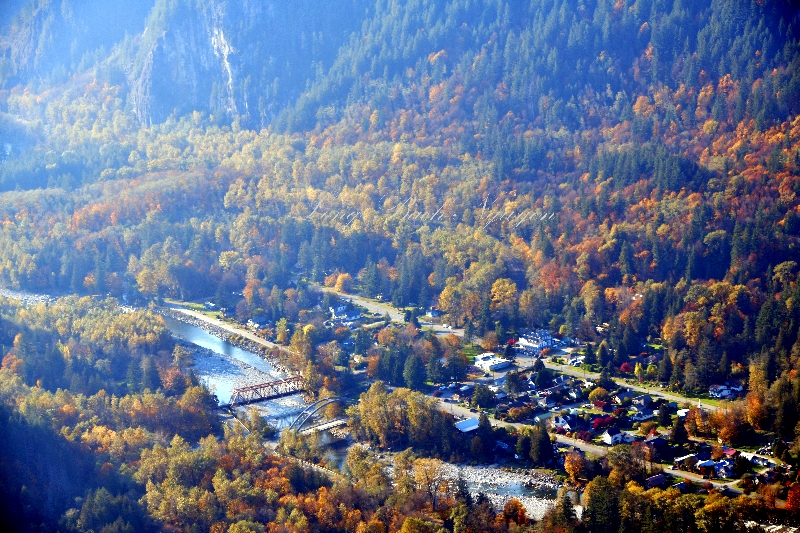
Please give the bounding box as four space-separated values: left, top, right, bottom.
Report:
454 473 473 507
669 354 684 390
462 320 473 346
446 353 468 382
695 338 717 389
534 367 552 389
470 435 485 459
619 242 634 277
583 476 620 533
756 295 777 346
505 370 524 396
614 341 629 368
717 352 730 381
530 421 554 466
597 341 611 368
471 385 495 409
685 246 699 281
477 296 492 336
516 434 531 461
353 328 372 355
669 417 688 444
409 309 420 329
584 343 596 365
622 322 639 359
140 356 161 391
598 367 614 389
426 356 444 385
494 321 505 345
126 360 142 394
658 403 672 428
657 352 672 382
478 412 492 442
555 493 577 532
683 361 698 392
504 342 514 361
362 257 379 297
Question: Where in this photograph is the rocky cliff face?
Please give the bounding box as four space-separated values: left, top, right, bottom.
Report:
129 0 369 128
130 1 220 123
1 0 368 128
0 0 151 89
131 0 230 125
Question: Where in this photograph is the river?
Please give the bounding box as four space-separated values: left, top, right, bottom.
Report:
161 315 307 425
4 289 563 517
162 316 565 518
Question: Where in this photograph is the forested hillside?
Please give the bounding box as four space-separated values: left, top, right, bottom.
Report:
1 0 800 531
0 0 797 386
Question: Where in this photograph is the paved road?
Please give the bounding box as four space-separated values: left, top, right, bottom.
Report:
318 287 719 412
311 284 463 336
534 357 716 411
311 284 405 322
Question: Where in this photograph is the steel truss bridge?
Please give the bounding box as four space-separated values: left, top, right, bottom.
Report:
221 375 305 408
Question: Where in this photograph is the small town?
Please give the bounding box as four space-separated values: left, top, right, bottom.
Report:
189 288 792 505
2 2 800 532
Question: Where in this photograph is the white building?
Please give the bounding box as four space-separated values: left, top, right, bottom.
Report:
516 328 555 352
709 384 734 399
602 428 623 445
475 352 511 372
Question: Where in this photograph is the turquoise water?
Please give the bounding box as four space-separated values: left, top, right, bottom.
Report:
162 314 282 403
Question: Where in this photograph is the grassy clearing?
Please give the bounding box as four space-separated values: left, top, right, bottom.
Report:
462 345 480 364
163 298 223 320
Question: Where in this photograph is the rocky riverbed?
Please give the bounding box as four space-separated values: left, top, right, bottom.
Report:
440 463 566 520
0 287 55 304
175 339 274 397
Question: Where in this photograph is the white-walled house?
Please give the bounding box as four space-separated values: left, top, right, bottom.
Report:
602 427 623 445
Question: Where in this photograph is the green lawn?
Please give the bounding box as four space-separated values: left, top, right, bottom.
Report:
618 378 725 408
462 345 480 364
667 391 723 408
163 298 217 316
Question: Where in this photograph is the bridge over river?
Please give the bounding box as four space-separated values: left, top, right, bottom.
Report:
299 418 348 435
220 375 305 408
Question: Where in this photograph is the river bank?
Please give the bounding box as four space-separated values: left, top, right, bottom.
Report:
155 307 293 376
174 338 275 402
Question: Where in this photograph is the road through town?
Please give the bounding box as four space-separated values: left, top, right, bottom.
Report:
437 397 740 492
314 286 719 412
